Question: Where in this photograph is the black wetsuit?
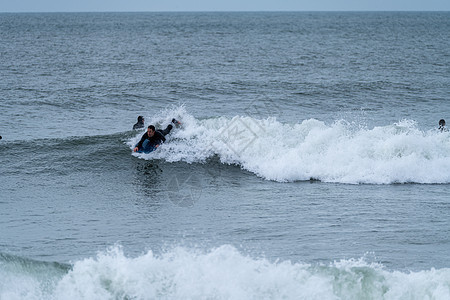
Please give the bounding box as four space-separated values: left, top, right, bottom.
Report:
133 120 145 130
135 125 173 150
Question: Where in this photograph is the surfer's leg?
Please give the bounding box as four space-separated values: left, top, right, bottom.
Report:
158 124 173 136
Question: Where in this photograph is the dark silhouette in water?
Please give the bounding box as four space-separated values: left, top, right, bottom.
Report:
133 116 145 130
439 119 447 132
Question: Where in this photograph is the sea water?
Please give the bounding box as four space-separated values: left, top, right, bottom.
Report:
1 12 449 299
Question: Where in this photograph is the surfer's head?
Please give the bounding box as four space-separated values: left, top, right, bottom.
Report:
439 119 445 127
147 125 156 137
138 116 144 122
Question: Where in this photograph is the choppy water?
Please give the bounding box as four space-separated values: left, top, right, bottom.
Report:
1 12 450 299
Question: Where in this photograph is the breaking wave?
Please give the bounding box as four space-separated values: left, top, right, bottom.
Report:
1 246 450 299
129 106 450 184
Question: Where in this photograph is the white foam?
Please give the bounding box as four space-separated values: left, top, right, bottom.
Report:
129 107 450 184
2 245 450 299
0 273 44 300
53 245 450 300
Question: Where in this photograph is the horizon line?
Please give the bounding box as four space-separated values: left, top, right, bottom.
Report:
1 9 449 14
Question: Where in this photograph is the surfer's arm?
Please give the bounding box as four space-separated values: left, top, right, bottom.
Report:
156 131 166 143
134 134 147 151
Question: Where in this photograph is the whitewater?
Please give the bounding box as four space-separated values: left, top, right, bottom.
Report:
130 107 450 184
1 245 449 300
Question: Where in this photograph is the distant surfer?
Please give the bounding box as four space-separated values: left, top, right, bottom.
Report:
133 119 181 152
439 119 447 132
133 116 145 130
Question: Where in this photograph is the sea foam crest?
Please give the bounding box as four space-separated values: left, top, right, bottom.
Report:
129 107 450 184
2 246 450 299
43 246 450 299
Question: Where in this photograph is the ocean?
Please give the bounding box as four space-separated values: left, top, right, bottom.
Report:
0 11 449 299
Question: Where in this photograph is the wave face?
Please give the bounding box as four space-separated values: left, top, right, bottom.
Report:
0 253 70 300
129 107 450 184
1 246 450 300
